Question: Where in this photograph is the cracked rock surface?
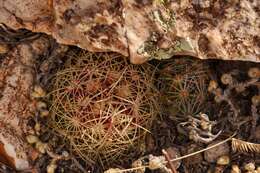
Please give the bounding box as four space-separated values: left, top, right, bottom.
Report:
0 0 259 63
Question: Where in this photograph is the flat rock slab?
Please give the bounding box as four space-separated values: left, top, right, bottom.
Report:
0 1 259 63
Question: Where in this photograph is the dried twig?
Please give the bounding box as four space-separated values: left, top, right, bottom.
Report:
177 113 222 143
162 149 177 173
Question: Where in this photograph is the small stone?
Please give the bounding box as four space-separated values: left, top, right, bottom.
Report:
35 141 47 154
216 155 230 165
132 159 145 173
231 165 241 173
244 162 255 171
248 68 260 78
148 155 166 170
34 123 41 132
104 168 123 173
36 101 47 110
256 167 260 173
47 163 57 173
204 140 230 163
221 73 233 85
40 110 49 117
32 85 46 98
62 151 69 158
26 135 39 144
208 80 218 92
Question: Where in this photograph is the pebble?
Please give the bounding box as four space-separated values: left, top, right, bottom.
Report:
26 135 39 144
40 110 49 117
36 101 47 110
231 165 241 173
35 141 48 154
244 162 255 171
47 163 57 173
32 85 46 98
216 155 230 165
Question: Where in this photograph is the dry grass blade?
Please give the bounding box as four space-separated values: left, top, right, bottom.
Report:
232 138 260 153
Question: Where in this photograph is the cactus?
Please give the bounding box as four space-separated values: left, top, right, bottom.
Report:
158 58 209 121
49 51 159 166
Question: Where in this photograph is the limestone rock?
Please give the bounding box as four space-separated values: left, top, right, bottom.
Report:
0 0 259 63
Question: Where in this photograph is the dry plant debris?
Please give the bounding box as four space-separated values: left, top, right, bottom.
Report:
50 51 159 166
104 133 236 173
177 113 222 144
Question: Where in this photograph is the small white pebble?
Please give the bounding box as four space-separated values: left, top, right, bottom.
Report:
208 80 218 92
36 101 47 110
148 155 166 170
35 141 47 154
248 67 260 78
40 110 49 117
132 159 145 173
104 168 122 173
34 123 41 132
221 73 233 85
26 135 39 144
244 163 255 171
217 155 230 165
231 165 241 173
32 85 46 98
62 151 69 158
47 163 57 173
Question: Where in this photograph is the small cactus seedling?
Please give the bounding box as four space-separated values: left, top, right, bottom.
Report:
158 58 209 121
49 51 159 166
